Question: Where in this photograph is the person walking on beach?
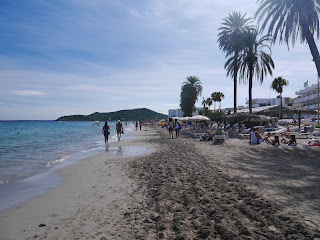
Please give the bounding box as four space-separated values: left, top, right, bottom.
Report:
116 120 123 141
168 118 174 139
139 121 142 131
135 121 138 131
102 122 110 144
174 119 181 138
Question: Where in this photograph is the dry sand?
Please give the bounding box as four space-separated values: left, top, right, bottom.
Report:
0 126 320 239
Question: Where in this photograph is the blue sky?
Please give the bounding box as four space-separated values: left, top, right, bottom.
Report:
0 0 318 120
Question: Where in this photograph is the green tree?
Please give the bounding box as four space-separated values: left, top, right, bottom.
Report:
180 76 203 117
216 92 225 112
255 0 320 78
211 92 218 111
236 30 274 114
206 97 213 111
218 11 254 114
202 97 207 116
271 77 289 119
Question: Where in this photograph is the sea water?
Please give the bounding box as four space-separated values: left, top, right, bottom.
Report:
0 120 134 184
0 120 135 211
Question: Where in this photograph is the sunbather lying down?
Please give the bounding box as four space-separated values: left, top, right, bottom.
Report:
306 139 320 146
200 130 214 141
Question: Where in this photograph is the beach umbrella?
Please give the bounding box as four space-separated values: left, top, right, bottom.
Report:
253 115 271 122
172 117 182 120
180 116 190 122
189 115 210 121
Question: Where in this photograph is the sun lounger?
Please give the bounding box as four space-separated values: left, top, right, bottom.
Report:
213 130 226 143
299 126 314 139
269 127 287 135
239 133 250 139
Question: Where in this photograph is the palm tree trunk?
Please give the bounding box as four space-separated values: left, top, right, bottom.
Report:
305 29 320 78
249 70 253 114
234 73 237 114
234 51 238 114
280 93 283 119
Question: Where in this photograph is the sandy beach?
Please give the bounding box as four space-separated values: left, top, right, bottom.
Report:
1 126 320 239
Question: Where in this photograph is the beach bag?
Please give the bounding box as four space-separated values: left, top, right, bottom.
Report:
179 124 181 130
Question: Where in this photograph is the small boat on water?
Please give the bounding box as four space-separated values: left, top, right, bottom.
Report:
92 121 101 126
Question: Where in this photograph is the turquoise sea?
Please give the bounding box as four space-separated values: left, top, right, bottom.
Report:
0 120 133 184
0 120 135 211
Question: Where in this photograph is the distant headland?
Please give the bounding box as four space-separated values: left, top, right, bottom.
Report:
56 108 168 121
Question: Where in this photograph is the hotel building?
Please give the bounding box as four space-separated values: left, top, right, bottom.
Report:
168 108 203 118
245 97 292 108
294 83 320 110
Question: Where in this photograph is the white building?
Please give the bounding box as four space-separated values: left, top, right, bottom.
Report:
245 97 291 108
168 107 203 118
294 83 320 110
168 109 183 118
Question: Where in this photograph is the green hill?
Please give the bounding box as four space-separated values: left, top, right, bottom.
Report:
56 108 168 121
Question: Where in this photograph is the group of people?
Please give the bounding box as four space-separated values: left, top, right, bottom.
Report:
168 118 181 138
102 120 145 144
102 120 124 143
249 127 297 145
135 121 143 131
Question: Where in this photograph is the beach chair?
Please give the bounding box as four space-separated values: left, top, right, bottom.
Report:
239 133 250 139
299 126 314 139
213 129 226 143
313 128 320 138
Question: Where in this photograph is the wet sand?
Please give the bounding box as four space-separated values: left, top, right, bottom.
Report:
1 126 320 239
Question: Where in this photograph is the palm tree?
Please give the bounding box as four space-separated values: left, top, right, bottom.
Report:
206 97 213 111
216 92 225 112
180 76 203 117
202 97 207 116
271 77 289 119
211 92 218 111
218 12 254 114
255 0 320 78
236 30 274 114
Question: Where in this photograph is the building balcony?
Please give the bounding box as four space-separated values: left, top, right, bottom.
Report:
295 93 319 104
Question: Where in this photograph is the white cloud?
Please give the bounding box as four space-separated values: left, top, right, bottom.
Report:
1 0 320 119
11 90 46 96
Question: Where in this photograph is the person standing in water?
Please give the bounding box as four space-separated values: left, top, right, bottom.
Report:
102 122 110 143
116 120 123 141
139 121 142 131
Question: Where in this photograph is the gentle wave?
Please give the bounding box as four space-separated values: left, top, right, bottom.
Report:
46 155 71 167
0 121 126 183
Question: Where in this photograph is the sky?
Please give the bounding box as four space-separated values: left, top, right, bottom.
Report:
0 0 319 120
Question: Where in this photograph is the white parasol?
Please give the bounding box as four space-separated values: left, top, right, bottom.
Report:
189 115 210 121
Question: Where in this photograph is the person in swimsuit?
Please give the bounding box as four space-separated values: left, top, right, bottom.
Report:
168 118 173 139
116 120 123 141
174 119 181 138
102 122 110 143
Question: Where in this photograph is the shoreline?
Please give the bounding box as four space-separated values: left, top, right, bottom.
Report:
0 122 136 213
1 126 320 239
0 127 156 240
